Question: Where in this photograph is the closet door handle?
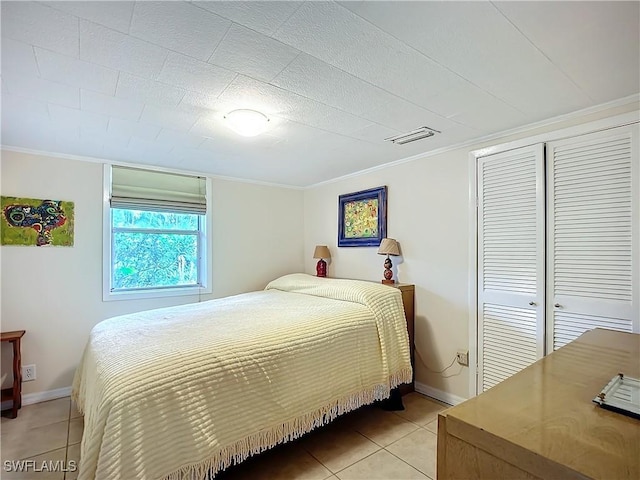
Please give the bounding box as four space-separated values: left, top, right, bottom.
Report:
529 301 536 306
554 303 562 308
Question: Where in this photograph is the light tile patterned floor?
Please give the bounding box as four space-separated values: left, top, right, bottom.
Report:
0 393 448 480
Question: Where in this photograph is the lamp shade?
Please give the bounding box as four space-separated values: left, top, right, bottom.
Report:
313 245 331 259
377 238 400 256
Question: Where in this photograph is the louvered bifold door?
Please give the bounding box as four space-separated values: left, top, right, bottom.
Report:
547 124 639 351
477 144 545 393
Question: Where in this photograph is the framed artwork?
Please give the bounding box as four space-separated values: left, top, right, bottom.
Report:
338 186 387 247
1 196 74 246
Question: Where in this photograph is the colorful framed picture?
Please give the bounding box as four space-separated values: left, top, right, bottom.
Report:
1 196 74 247
338 186 387 247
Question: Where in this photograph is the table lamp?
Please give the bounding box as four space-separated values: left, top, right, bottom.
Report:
313 245 331 277
377 238 400 284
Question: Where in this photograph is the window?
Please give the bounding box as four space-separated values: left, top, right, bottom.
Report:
104 165 211 301
111 209 201 290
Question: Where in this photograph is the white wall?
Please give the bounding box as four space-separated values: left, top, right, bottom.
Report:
304 101 639 402
0 150 304 395
304 150 472 400
1 99 637 403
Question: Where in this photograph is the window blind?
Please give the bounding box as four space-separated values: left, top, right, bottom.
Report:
111 166 206 215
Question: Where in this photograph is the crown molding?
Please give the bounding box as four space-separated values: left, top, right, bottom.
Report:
0 145 304 190
307 94 639 188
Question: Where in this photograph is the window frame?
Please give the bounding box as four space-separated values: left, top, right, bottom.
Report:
103 164 213 302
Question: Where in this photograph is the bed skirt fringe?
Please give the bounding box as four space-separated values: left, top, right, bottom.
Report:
164 368 412 480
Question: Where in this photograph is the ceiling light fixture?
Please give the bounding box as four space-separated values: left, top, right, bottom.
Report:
384 126 441 145
224 109 270 137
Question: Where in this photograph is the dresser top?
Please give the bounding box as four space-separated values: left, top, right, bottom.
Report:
447 329 640 479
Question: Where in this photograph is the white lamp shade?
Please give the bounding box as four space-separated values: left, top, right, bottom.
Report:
224 109 269 137
378 238 400 256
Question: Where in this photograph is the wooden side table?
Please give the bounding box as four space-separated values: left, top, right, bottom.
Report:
1 330 26 418
335 278 416 395
390 284 415 395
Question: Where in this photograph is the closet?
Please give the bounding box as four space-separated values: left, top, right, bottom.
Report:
477 123 638 393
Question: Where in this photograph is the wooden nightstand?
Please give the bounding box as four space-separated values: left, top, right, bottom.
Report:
389 284 415 395
1 330 26 419
333 278 416 395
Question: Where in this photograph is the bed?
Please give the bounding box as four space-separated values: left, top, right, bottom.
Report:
72 274 413 480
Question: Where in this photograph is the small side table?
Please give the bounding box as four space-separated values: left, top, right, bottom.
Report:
389 284 415 395
1 330 26 419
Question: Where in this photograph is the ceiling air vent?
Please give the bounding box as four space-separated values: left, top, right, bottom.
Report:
384 126 441 145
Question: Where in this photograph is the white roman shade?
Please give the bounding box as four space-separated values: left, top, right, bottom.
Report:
111 166 206 215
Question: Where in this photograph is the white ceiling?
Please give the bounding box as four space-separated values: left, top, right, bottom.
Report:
1 1 638 187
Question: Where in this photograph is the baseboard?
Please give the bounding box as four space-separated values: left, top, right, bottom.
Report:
415 381 467 406
1 386 71 410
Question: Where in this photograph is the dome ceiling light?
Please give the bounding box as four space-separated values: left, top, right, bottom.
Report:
224 109 270 137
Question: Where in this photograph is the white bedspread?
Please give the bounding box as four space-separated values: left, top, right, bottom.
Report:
72 274 412 480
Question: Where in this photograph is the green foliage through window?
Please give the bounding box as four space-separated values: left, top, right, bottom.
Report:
112 209 199 230
111 209 201 290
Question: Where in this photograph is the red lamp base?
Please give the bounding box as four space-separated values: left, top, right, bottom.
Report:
381 256 394 284
316 259 327 277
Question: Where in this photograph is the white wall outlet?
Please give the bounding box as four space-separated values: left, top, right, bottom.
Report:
22 364 36 382
456 350 469 367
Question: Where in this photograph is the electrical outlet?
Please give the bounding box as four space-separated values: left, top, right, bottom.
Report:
22 364 36 382
456 350 469 367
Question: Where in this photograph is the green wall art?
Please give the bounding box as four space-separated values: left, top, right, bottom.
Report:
1 197 74 246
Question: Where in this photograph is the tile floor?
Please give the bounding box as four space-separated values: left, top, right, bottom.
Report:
0 393 447 480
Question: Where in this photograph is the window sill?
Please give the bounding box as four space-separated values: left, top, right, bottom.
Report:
103 285 212 302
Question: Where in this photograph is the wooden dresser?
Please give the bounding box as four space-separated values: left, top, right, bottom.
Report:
437 329 640 479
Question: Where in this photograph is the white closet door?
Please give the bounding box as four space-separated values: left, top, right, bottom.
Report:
547 124 639 350
478 144 545 392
